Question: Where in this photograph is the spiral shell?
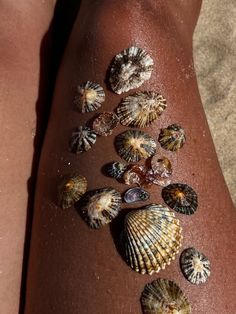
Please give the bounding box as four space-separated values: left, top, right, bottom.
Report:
106 161 128 179
158 124 186 151
70 126 97 154
92 112 119 136
123 187 150 204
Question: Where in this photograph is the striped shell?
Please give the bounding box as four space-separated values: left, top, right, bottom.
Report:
70 126 96 154
109 47 154 94
123 204 183 274
141 278 191 314
74 81 105 113
92 112 119 136
162 183 198 215
180 247 211 285
158 124 186 151
106 161 128 179
80 187 122 229
117 92 167 127
123 187 150 204
115 130 157 162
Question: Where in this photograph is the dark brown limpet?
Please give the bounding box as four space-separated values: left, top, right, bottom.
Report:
92 112 119 136
158 124 186 151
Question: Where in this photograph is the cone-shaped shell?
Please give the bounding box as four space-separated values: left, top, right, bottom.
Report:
106 161 128 179
117 92 167 127
70 126 97 154
141 278 191 313
158 124 186 151
123 204 183 274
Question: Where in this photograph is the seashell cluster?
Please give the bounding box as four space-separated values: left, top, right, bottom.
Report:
70 126 97 154
105 161 128 179
158 124 186 151
123 187 150 204
92 112 119 136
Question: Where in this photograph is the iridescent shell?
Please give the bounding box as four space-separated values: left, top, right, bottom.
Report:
180 247 211 285
123 187 150 204
80 187 122 229
158 124 186 151
117 92 167 127
123 164 147 186
162 183 198 215
74 81 105 113
123 204 183 274
109 47 154 94
141 278 191 314
58 175 87 209
92 112 119 136
106 161 128 179
115 130 157 162
70 126 96 154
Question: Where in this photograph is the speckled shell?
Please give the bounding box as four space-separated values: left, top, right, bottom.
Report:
180 247 211 285
162 183 198 215
123 204 183 274
70 126 97 154
80 187 122 229
115 130 157 162
158 124 186 151
117 92 167 127
58 175 87 209
141 278 191 314
123 187 150 204
106 161 128 179
109 47 154 94
92 112 119 136
74 81 105 113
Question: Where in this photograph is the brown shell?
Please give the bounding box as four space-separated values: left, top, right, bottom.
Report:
92 112 119 136
158 124 186 151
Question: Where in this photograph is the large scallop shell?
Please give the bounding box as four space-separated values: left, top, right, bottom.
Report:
70 126 97 154
158 124 186 151
141 278 191 314
79 187 122 229
162 183 198 215
117 92 167 127
74 81 105 113
92 112 119 136
109 47 154 94
122 204 183 274
180 247 211 285
115 130 157 162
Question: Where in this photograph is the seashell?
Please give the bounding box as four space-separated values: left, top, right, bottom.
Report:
115 130 157 162
150 156 172 178
105 161 128 179
141 278 191 314
92 112 119 136
158 124 186 151
74 81 105 113
145 169 171 187
180 247 211 285
58 175 87 209
70 126 96 154
123 204 183 274
123 164 147 186
117 92 167 127
79 187 122 229
123 187 150 204
109 47 154 94
162 183 198 215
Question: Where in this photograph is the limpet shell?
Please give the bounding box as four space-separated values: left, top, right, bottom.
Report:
158 124 186 151
58 175 87 209
123 187 150 204
80 187 122 229
117 92 167 127
70 126 96 154
92 112 119 136
162 183 198 215
74 81 105 113
123 164 147 186
106 161 128 179
109 47 154 94
180 247 211 285
115 130 157 162
150 156 172 178
123 204 183 274
141 278 191 314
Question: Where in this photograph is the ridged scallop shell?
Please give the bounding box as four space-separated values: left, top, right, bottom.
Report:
158 124 186 151
115 130 157 162
109 47 154 94
70 126 97 154
117 92 167 127
180 247 211 285
74 81 105 113
123 187 150 204
141 278 191 314
123 204 183 274
80 187 122 229
58 175 87 209
162 183 198 215
92 112 119 136
106 161 128 179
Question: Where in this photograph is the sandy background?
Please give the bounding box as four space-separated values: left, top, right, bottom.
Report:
193 0 236 204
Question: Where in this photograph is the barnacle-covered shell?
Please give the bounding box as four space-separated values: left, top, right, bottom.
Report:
180 247 211 285
80 187 122 229
92 112 119 136
123 204 182 274
106 161 128 179
141 278 191 314
117 92 167 127
123 187 150 204
158 124 186 151
162 183 198 215
58 175 87 209
109 47 154 94
74 81 105 113
115 130 157 162
70 126 96 154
